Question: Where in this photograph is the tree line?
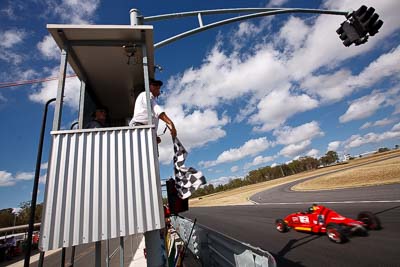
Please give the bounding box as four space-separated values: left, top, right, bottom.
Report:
0 202 43 229
191 150 339 198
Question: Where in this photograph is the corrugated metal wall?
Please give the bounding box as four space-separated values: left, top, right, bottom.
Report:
40 127 164 251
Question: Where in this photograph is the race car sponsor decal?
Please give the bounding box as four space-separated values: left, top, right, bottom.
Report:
299 216 310 223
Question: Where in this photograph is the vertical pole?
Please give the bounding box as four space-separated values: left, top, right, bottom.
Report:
120 237 124 267
70 246 76 267
52 48 68 131
24 98 56 267
137 9 153 127
12 215 16 234
78 80 86 129
142 43 153 126
130 9 140 25
61 247 66 267
38 251 45 267
197 13 204 27
106 239 110 267
95 241 101 267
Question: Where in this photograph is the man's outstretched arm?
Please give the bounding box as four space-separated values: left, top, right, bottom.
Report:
159 112 177 138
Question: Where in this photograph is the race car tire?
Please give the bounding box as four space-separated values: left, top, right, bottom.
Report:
275 219 289 233
357 211 381 230
326 223 348 243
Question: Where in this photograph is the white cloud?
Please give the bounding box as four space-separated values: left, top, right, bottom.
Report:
15 172 34 181
37 35 59 60
392 123 400 132
39 174 47 184
207 176 237 187
0 29 26 64
278 16 310 50
249 89 319 132
279 140 312 158
165 42 290 110
0 169 41 186
273 121 324 145
28 66 81 110
234 21 264 40
361 118 397 129
0 171 15 187
353 46 400 88
267 0 289 7
344 129 400 149
328 141 341 151
163 0 400 142
301 46 400 103
0 29 25 48
306 149 319 158
288 1 400 81
244 155 275 169
48 0 100 24
41 162 48 170
158 108 229 164
339 91 389 123
200 137 272 168
231 166 239 172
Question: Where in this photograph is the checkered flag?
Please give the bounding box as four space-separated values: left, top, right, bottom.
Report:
173 137 207 199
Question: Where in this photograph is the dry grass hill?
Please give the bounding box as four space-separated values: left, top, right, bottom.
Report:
190 149 400 207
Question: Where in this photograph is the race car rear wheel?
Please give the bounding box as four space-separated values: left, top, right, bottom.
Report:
357 211 381 230
275 219 289 233
326 223 348 243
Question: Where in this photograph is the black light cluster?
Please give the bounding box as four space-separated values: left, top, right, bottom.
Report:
337 5 384 47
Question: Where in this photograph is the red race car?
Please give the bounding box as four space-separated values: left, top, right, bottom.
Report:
275 204 381 243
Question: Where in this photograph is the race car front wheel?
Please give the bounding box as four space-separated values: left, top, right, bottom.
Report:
357 211 381 230
275 219 289 233
326 223 348 243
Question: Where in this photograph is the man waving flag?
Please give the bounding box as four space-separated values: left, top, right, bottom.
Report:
173 137 207 199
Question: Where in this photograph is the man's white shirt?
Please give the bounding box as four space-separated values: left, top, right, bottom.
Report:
129 91 164 129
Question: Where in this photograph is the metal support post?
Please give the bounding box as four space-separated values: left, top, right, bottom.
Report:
78 80 86 129
38 251 45 267
24 98 56 267
120 237 124 267
197 13 204 27
52 48 68 131
141 44 153 126
106 239 110 267
61 248 66 267
71 246 76 267
95 241 101 267
130 9 141 25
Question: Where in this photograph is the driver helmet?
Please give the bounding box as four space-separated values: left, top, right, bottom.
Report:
309 203 319 212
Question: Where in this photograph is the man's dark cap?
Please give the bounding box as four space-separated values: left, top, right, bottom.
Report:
149 78 163 86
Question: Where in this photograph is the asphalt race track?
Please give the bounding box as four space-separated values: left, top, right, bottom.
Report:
184 184 400 267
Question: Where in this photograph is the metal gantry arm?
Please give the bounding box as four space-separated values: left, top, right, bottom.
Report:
141 7 349 49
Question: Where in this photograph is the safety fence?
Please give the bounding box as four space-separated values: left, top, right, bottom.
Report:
170 216 276 267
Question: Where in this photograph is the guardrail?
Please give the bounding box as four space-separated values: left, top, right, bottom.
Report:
171 216 276 266
0 223 41 234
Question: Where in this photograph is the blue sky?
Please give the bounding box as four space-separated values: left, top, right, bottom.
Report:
0 0 399 209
